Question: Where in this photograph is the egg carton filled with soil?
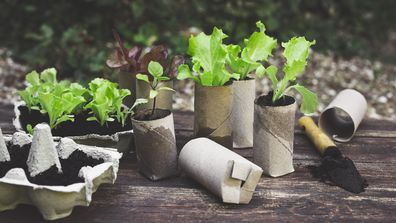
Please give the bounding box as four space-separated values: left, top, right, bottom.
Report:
0 124 122 220
13 102 133 154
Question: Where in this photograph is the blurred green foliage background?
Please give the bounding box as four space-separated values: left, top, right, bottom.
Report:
1 0 395 81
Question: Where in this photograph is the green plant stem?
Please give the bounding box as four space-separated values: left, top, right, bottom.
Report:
151 97 156 116
273 79 289 102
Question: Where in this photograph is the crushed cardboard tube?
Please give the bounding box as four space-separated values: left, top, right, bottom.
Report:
253 96 297 177
194 84 233 149
179 138 263 204
132 111 178 180
232 79 255 148
136 79 174 111
319 89 367 142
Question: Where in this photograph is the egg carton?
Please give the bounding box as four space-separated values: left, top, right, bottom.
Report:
0 124 122 220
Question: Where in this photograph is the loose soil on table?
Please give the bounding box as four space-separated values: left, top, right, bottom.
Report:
18 106 132 136
255 92 295 107
0 142 104 186
308 147 368 194
133 109 170 121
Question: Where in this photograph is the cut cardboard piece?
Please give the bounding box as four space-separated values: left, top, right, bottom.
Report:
0 132 122 221
27 124 62 177
194 84 233 149
136 79 174 111
232 79 255 148
118 71 137 107
319 89 367 142
13 101 134 154
0 128 10 162
131 111 178 180
253 96 297 177
179 138 263 204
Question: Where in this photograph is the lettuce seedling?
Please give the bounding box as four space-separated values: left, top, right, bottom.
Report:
177 27 237 86
136 61 175 115
226 21 277 80
85 78 131 126
18 68 87 129
265 37 318 114
106 30 183 78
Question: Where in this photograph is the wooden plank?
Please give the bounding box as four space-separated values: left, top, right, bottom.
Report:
0 106 395 222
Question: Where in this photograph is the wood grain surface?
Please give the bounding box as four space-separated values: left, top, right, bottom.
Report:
0 104 395 223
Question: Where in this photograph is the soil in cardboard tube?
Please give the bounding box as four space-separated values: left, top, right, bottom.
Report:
0 142 104 186
308 147 368 194
256 91 295 107
133 109 170 121
18 105 132 136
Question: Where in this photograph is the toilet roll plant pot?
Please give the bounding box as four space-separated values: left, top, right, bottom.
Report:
194 84 233 149
0 126 122 220
131 109 178 181
136 79 174 111
253 93 297 177
231 78 255 148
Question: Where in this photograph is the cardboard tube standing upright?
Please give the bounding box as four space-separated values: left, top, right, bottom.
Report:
232 78 255 148
194 84 233 149
319 89 367 142
118 71 136 108
136 79 174 111
131 110 178 180
253 95 297 177
179 138 263 204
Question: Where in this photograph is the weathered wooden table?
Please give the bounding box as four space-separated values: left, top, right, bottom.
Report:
0 103 395 222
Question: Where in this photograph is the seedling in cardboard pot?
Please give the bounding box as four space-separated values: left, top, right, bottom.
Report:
135 61 176 119
177 27 234 148
253 36 318 177
225 21 277 148
132 61 178 180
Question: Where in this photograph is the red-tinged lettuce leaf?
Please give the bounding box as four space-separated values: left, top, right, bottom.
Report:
128 46 142 61
138 45 169 75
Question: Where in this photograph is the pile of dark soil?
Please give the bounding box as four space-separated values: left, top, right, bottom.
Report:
0 142 104 186
18 106 132 136
309 147 368 194
255 91 295 107
133 109 170 121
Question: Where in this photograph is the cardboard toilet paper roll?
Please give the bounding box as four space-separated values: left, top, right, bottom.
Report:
194 84 233 149
319 89 367 142
232 78 255 148
179 138 263 204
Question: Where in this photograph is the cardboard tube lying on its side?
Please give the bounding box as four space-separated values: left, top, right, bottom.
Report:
319 89 367 142
194 84 233 149
179 138 263 204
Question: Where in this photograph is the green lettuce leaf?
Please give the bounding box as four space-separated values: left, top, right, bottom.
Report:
292 84 318 114
184 27 231 86
282 37 315 81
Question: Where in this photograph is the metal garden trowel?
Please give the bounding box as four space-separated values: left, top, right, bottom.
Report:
298 116 368 194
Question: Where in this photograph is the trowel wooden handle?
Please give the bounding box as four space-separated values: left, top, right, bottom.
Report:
298 116 336 155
